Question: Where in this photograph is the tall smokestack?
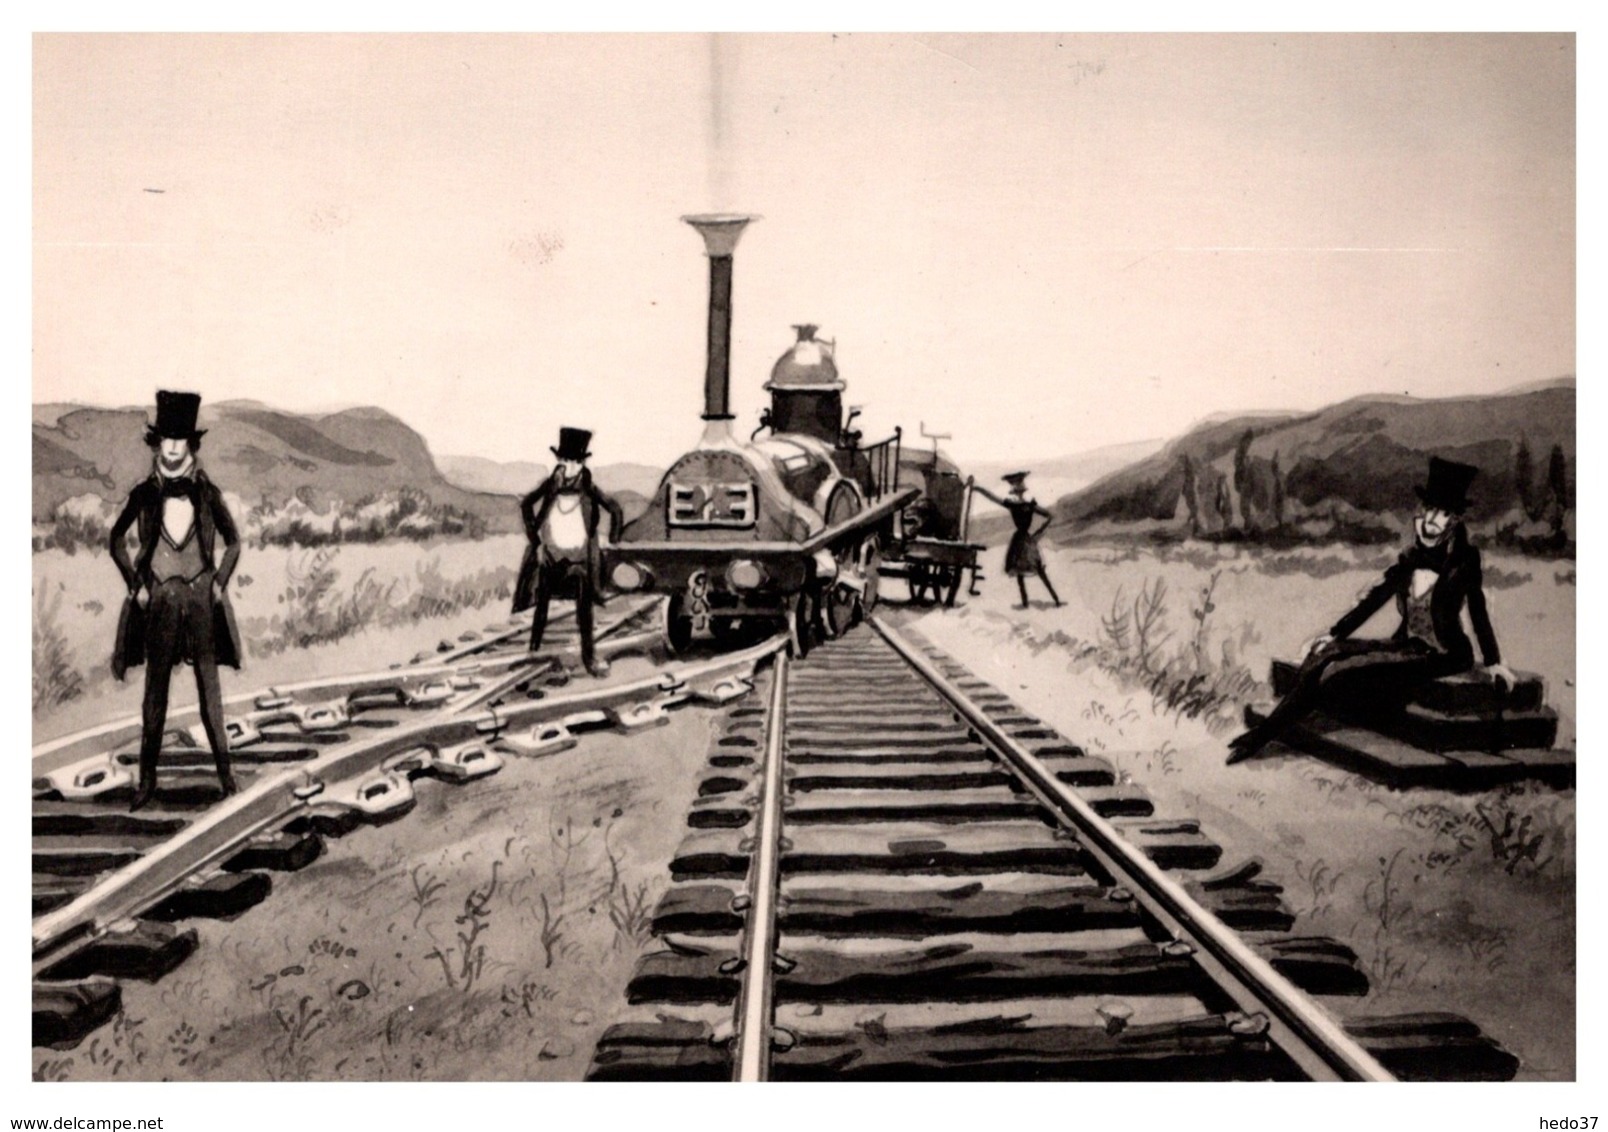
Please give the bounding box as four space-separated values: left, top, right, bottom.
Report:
682 214 755 425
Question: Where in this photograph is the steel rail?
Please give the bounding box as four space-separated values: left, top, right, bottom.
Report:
447 600 668 715
31 600 657 777
29 614 542 776
732 649 789 1082
869 615 1395 1083
33 633 788 971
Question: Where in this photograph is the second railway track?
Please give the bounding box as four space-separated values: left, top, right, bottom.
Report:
588 615 1521 1082
30 596 764 1049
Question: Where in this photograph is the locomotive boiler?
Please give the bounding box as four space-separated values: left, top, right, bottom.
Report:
603 214 983 653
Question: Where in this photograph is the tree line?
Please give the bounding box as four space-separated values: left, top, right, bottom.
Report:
1175 430 1572 549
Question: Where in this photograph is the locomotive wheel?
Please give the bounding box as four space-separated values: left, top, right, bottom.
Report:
823 582 857 639
787 591 814 659
663 595 694 656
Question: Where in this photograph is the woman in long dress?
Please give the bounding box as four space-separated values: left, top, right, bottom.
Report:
973 472 1062 609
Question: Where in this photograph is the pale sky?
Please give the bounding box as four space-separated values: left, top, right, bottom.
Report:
33 33 1575 469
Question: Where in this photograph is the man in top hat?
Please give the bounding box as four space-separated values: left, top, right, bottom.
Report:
972 471 1063 609
1227 456 1515 764
513 427 625 677
109 390 243 810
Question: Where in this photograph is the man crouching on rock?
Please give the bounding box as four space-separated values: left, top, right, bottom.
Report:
109 390 243 810
514 427 625 678
1227 456 1515 764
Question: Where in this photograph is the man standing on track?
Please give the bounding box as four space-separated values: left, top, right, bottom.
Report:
109 390 243 811
513 427 625 678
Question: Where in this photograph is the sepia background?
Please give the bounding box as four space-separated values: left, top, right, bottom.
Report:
20 18 1592 1130
34 33 1573 468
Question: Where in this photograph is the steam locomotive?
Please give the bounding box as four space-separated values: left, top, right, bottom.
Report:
602 215 982 654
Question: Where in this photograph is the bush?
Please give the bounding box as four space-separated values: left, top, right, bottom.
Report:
244 549 514 658
33 583 85 712
1096 570 1261 727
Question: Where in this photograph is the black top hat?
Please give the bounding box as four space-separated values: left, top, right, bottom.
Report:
1002 471 1030 486
551 427 592 462
150 390 206 440
1414 456 1478 514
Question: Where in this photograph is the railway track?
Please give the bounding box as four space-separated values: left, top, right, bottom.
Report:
587 616 1521 1082
31 596 776 1049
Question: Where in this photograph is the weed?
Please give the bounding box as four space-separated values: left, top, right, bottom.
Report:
1306 772 1353 798
33 1058 74 1082
537 893 567 969
1093 572 1260 728
1293 857 1345 919
244 549 513 658
78 1012 148 1078
1368 939 1429 996
308 936 359 960
529 814 595 968
1131 578 1173 676
1475 801 1555 875
33 582 84 712
1463 930 1510 973
1362 848 1412 935
1099 592 1132 656
164 1020 208 1071
608 881 656 950
1081 700 1120 729
263 992 329 1080
1147 741 1180 776
602 822 657 949
425 861 501 993
1384 802 1479 853
1187 571 1221 672
1237 787 1268 808
500 980 557 1018
410 864 446 928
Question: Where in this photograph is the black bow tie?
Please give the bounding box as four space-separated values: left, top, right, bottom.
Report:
160 476 198 500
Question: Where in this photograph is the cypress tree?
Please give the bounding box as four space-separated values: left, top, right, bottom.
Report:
1180 454 1200 537
1271 450 1286 529
1547 444 1571 536
1515 436 1540 521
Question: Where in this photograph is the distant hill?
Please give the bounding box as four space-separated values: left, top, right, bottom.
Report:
436 456 659 521
437 455 549 497
33 400 519 535
1048 379 1575 548
966 438 1168 540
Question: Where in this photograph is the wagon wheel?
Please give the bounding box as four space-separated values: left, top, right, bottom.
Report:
859 537 882 616
907 562 933 606
822 582 857 639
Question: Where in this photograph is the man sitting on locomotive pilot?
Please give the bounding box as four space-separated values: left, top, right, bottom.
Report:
513 427 624 678
1226 456 1515 764
972 471 1063 610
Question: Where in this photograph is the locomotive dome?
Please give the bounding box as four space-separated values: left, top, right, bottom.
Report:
767 324 844 391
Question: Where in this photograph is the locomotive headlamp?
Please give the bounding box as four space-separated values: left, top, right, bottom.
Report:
611 562 649 591
727 559 765 590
